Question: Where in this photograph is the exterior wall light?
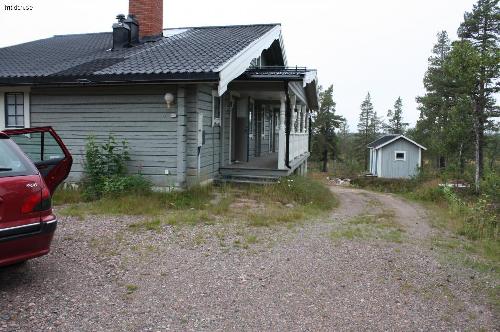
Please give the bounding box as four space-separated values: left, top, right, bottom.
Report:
164 92 175 109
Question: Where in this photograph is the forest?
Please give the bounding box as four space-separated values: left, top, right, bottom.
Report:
311 0 499 241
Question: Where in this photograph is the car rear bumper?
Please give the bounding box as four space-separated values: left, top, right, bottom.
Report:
0 219 57 267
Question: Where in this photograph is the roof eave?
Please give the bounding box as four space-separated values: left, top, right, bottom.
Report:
216 25 283 96
372 135 427 150
0 72 220 86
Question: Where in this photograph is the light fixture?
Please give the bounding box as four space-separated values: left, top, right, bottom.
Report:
164 92 175 109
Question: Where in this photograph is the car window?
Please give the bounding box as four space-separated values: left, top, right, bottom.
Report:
8 132 65 164
0 138 38 178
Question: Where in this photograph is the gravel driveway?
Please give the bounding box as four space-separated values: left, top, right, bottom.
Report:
0 186 497 331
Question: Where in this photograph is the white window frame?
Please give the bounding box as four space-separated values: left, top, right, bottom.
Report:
0 87 30 130
394 150 406 161
211 90 221 127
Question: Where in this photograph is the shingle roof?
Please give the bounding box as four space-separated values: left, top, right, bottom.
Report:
367 135 400 148
0 24 278 83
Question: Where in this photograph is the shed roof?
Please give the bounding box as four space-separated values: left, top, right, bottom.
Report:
368 135 427 150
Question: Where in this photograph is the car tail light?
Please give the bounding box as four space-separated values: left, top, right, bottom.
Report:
21 186 51 214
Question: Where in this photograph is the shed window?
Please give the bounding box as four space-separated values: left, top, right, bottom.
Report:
395 151 406 161
5 92 24 128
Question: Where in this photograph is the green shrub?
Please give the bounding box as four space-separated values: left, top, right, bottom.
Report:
408 180 446 202
443 187 497 240
481 172 499 206
82 135 150 200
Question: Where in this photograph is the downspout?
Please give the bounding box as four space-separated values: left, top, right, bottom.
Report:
308 111 312 152
284 81 291 168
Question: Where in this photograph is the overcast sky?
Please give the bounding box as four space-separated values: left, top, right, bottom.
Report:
0 0 477 130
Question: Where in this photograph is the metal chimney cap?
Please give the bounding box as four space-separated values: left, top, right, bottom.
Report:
116 14 126 22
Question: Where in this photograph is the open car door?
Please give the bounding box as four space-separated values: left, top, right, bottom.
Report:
3 127 73 195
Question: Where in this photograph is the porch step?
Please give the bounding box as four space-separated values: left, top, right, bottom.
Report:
219 167 289 178
215 174 280 185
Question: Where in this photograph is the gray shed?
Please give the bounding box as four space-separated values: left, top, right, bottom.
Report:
367 135 426 179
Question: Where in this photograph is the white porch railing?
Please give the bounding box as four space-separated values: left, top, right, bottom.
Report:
277 94 310 169
289 133 309 161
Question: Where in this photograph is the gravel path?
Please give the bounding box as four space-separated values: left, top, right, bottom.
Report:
0 186 497 331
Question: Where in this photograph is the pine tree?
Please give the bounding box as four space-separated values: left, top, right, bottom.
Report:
357 93 376 170
457 0 500 191
312 85 345 172
386 97 409 134
370 111 383 137
415 31 454 168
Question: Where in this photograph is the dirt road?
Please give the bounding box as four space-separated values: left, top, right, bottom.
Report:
0 186 497 331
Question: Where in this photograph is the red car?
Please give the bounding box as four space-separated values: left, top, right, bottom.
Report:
0 127 72 267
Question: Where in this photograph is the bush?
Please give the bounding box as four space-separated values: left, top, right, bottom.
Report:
82 135 151 200
481 171 499 206
408 179 446 202
443 187 498 240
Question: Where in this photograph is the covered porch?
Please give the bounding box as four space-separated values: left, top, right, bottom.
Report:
217 67 317 183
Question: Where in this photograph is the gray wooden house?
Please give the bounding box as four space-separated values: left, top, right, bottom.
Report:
0 0 318 188
367 135 426 179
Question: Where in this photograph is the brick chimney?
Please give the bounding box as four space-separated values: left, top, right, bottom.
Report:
129 0 163 41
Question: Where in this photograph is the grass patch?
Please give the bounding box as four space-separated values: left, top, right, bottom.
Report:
129 218 162 232
330 209 405 243
430 233 499 312
62 176 337 231
60 186 214 218
52 187 83 205
330 227 366 240
247 207 306 227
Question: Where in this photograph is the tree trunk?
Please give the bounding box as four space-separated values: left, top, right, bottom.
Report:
458 142 465 176
473 102 484 193
322 148 328 173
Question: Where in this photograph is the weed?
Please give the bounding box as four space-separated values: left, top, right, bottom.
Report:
245 234 258 244
193 233 206 246
126 284 138 294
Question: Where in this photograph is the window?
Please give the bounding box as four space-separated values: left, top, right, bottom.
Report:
0 138 38 178
5 92 24 128
212 94 221 127
395 151 406 161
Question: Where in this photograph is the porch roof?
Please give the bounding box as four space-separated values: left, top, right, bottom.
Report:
237 67 319 110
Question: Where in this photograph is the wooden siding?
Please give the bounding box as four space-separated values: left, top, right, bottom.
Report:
379 138 420 178
29 85 179 187
185 84 221 186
